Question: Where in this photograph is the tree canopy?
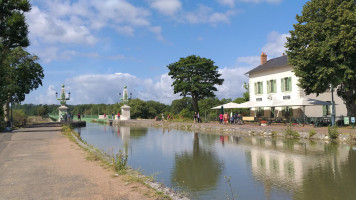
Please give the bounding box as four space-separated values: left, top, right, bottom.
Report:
286 0 356 116
2 47 44 104
167 55 224 113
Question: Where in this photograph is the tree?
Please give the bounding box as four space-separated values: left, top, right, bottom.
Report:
167 55 224 113
2 47 44 123
0 0 31 98
0 0 32 127
285 0 356 116
170 97 193 115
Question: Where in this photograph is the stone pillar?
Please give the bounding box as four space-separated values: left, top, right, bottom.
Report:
58 105 68 122
120 105 131 120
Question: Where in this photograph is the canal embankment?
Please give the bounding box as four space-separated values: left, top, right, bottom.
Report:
111 119 356 142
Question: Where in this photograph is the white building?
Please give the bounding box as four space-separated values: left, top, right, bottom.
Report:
245 52 347 119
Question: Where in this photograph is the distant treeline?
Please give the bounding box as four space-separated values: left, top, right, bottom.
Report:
13 97 249 121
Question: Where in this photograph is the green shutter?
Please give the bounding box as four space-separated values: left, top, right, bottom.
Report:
281 78 285 92
288 77 292 91
323 105 327 116
254 82 257 95
267 81 270 94
261 82 263 94
273 79 277 93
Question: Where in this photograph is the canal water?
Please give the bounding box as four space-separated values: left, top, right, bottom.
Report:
77 123 356 200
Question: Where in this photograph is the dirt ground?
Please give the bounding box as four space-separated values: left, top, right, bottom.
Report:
0 126 165 200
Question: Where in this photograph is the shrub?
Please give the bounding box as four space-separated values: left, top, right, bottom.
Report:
12 109 27 126
111 150 128 173
328 125 339 140
283 124 300 138
308 129 316 138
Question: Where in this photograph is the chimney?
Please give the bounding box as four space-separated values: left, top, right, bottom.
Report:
260 52 267 65
282 53 286 56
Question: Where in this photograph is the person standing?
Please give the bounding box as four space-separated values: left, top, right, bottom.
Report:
219 113 223 124
197 112 200 123
194 112 197 123
111 112 114 120
117 112 120 120
78 113 81 121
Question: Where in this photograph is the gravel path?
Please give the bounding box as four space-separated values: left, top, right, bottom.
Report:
0 126 160 200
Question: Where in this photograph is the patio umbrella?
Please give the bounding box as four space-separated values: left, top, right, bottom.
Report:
220 106 224 114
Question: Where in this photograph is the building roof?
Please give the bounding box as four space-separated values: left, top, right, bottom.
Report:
245 55 288 76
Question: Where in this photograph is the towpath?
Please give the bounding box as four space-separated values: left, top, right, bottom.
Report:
0 125 159 200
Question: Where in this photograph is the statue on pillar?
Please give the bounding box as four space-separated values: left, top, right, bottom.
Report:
56 84 71 122
120 85 129 105
57 84 70 105
119 85 131 120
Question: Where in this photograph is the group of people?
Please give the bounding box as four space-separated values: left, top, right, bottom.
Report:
60 112 75 122
103 112 120 120
219 112 243 125
155 113 171 121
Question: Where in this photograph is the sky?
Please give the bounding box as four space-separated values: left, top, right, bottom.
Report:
23 0 309 105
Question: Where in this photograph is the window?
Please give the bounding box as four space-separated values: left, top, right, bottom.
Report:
281 77 292 92
267 79 277 94
254 81 263 95
323 101 331 116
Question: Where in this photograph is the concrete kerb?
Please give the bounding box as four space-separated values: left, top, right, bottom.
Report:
68 130 190 200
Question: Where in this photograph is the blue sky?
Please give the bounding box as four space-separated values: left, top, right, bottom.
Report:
23 0 309 105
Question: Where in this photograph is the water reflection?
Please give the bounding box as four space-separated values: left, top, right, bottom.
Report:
78 124 356 200
242 137 351 199
171 133 223 192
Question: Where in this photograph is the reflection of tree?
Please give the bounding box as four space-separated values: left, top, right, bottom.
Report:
294 144 356 199
129 127 148 140
171 133 223 191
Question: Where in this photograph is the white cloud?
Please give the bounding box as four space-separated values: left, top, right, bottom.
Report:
261 31 290 57
115 26 135 36
185 5 235 25
149 0 182 16
215 67 250 100
236 56 260 67
217 0 236 7
34 85 58 105
26 6 97 45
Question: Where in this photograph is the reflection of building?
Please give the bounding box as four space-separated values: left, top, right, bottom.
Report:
120 126 130 154
243 137 350 189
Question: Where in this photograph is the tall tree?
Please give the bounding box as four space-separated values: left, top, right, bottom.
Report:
0 0 31 126
286 0 356 116
167 55 224 113
2 47 44 123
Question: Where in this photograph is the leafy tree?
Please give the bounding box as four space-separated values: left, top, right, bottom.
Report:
170 97 193 115
167 55 224 113
2 47 44 122
0 0 32 125
286 0 356 116
36 105 49 118
129 99 149 119
0 0 31 101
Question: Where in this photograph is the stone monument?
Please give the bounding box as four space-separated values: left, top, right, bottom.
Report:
120 85 131 120
56 84 70 122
